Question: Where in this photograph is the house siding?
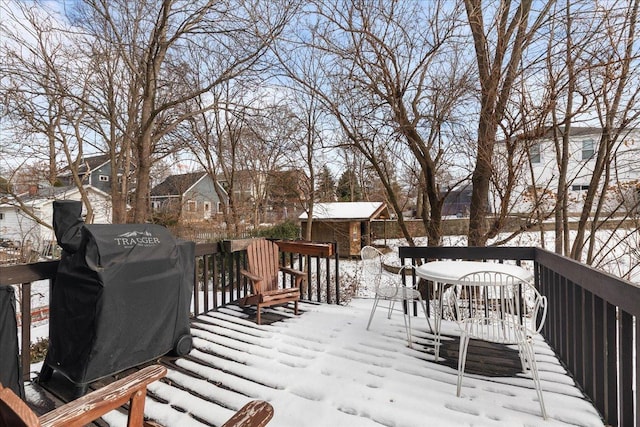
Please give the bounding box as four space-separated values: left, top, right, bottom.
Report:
499 129 640 215
0 187 112 254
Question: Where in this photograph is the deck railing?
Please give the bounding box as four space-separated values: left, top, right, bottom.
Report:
2 243 636 426
399 246 639 427
0 239 339 384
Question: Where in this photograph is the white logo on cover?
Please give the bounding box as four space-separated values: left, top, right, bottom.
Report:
114 231 160 247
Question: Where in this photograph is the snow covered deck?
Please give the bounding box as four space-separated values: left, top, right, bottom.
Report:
31 299 604 427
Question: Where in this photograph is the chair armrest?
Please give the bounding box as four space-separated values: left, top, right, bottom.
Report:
39 365 167 427
241 269 263 284
280 267 306 288
221 400 274 427
280 266 305 278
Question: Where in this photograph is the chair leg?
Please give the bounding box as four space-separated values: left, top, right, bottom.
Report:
522 341 547 419
403 305 413 348
257 305 262 325
294 300 299 315
417 295 434 334
456 332 471 397
387 299 395 319
366 296 380 330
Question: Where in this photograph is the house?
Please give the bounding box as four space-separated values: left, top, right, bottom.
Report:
150 171 228 222
441 183 474 217
57 154 135 193
218 169 310 224
498 127 640 215
0 185 112 256
299 201 390 257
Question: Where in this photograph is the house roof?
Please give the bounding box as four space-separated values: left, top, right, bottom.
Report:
58 154 111 176
500 126 638 144
150 172 208 197
299 202 389 221
0 185 111 209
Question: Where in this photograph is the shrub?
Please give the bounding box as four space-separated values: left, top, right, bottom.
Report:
254 220 300 240
30 337 48 363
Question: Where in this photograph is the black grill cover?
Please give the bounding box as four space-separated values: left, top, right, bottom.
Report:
0 286 24 398
45 203 193 386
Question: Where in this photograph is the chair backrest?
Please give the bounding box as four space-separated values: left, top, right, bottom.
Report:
246 239 280 293
360 245 384 291
454 271 547 344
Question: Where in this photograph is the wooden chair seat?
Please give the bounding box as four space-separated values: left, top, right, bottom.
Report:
240 239 305 324
222 400 274 427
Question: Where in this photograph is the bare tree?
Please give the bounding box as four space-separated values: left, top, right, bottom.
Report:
1 3 96 222
275 0 470 246
570 0 640 263
464 0 554 246
67 0 298 222
2 0 298 224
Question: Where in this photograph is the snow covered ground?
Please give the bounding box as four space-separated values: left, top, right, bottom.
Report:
92 300 603 427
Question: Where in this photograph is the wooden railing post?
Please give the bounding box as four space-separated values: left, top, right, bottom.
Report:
21 282 31 382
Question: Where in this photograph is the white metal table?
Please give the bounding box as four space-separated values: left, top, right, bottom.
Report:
415 260 533 360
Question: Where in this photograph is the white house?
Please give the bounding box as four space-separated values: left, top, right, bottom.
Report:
498 127 640 215
0 185 112 255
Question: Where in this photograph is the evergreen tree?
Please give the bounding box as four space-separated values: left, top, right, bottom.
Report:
316 165 336 202
336 170 362 201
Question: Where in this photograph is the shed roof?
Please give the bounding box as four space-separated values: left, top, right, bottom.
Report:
299 202 388 221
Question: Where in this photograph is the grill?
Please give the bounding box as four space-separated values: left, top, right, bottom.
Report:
40 200 193 396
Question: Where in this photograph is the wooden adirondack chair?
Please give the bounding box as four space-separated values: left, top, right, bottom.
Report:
240 239 304 325
0 365 166 427
0 364 275 427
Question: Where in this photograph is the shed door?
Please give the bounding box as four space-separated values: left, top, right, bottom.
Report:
349 222 360 256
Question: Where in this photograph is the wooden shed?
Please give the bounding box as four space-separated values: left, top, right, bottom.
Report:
299 202 390 257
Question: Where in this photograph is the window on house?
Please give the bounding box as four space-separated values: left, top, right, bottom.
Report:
204 202 210 212
0 213 4 220
529 143 541 164
99 175 109 182
582 140 595 160
217 202 223 213
187 201 197 212
571 184 590 191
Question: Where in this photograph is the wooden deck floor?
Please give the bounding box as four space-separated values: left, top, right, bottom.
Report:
26 300 603 426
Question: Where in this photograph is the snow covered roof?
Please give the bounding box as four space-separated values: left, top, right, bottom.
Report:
0 185 111 208
299 202 388 221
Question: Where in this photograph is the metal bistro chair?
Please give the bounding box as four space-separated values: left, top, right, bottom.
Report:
453 271 548 419
362 246 432 348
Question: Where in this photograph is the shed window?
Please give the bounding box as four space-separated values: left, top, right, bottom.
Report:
99 175 109 182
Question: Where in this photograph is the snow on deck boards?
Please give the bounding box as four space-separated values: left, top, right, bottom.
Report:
31 299 604 427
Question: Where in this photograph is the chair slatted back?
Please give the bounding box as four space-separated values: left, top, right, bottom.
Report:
246 240 280 293
453 271 547 345
360 246 383 292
